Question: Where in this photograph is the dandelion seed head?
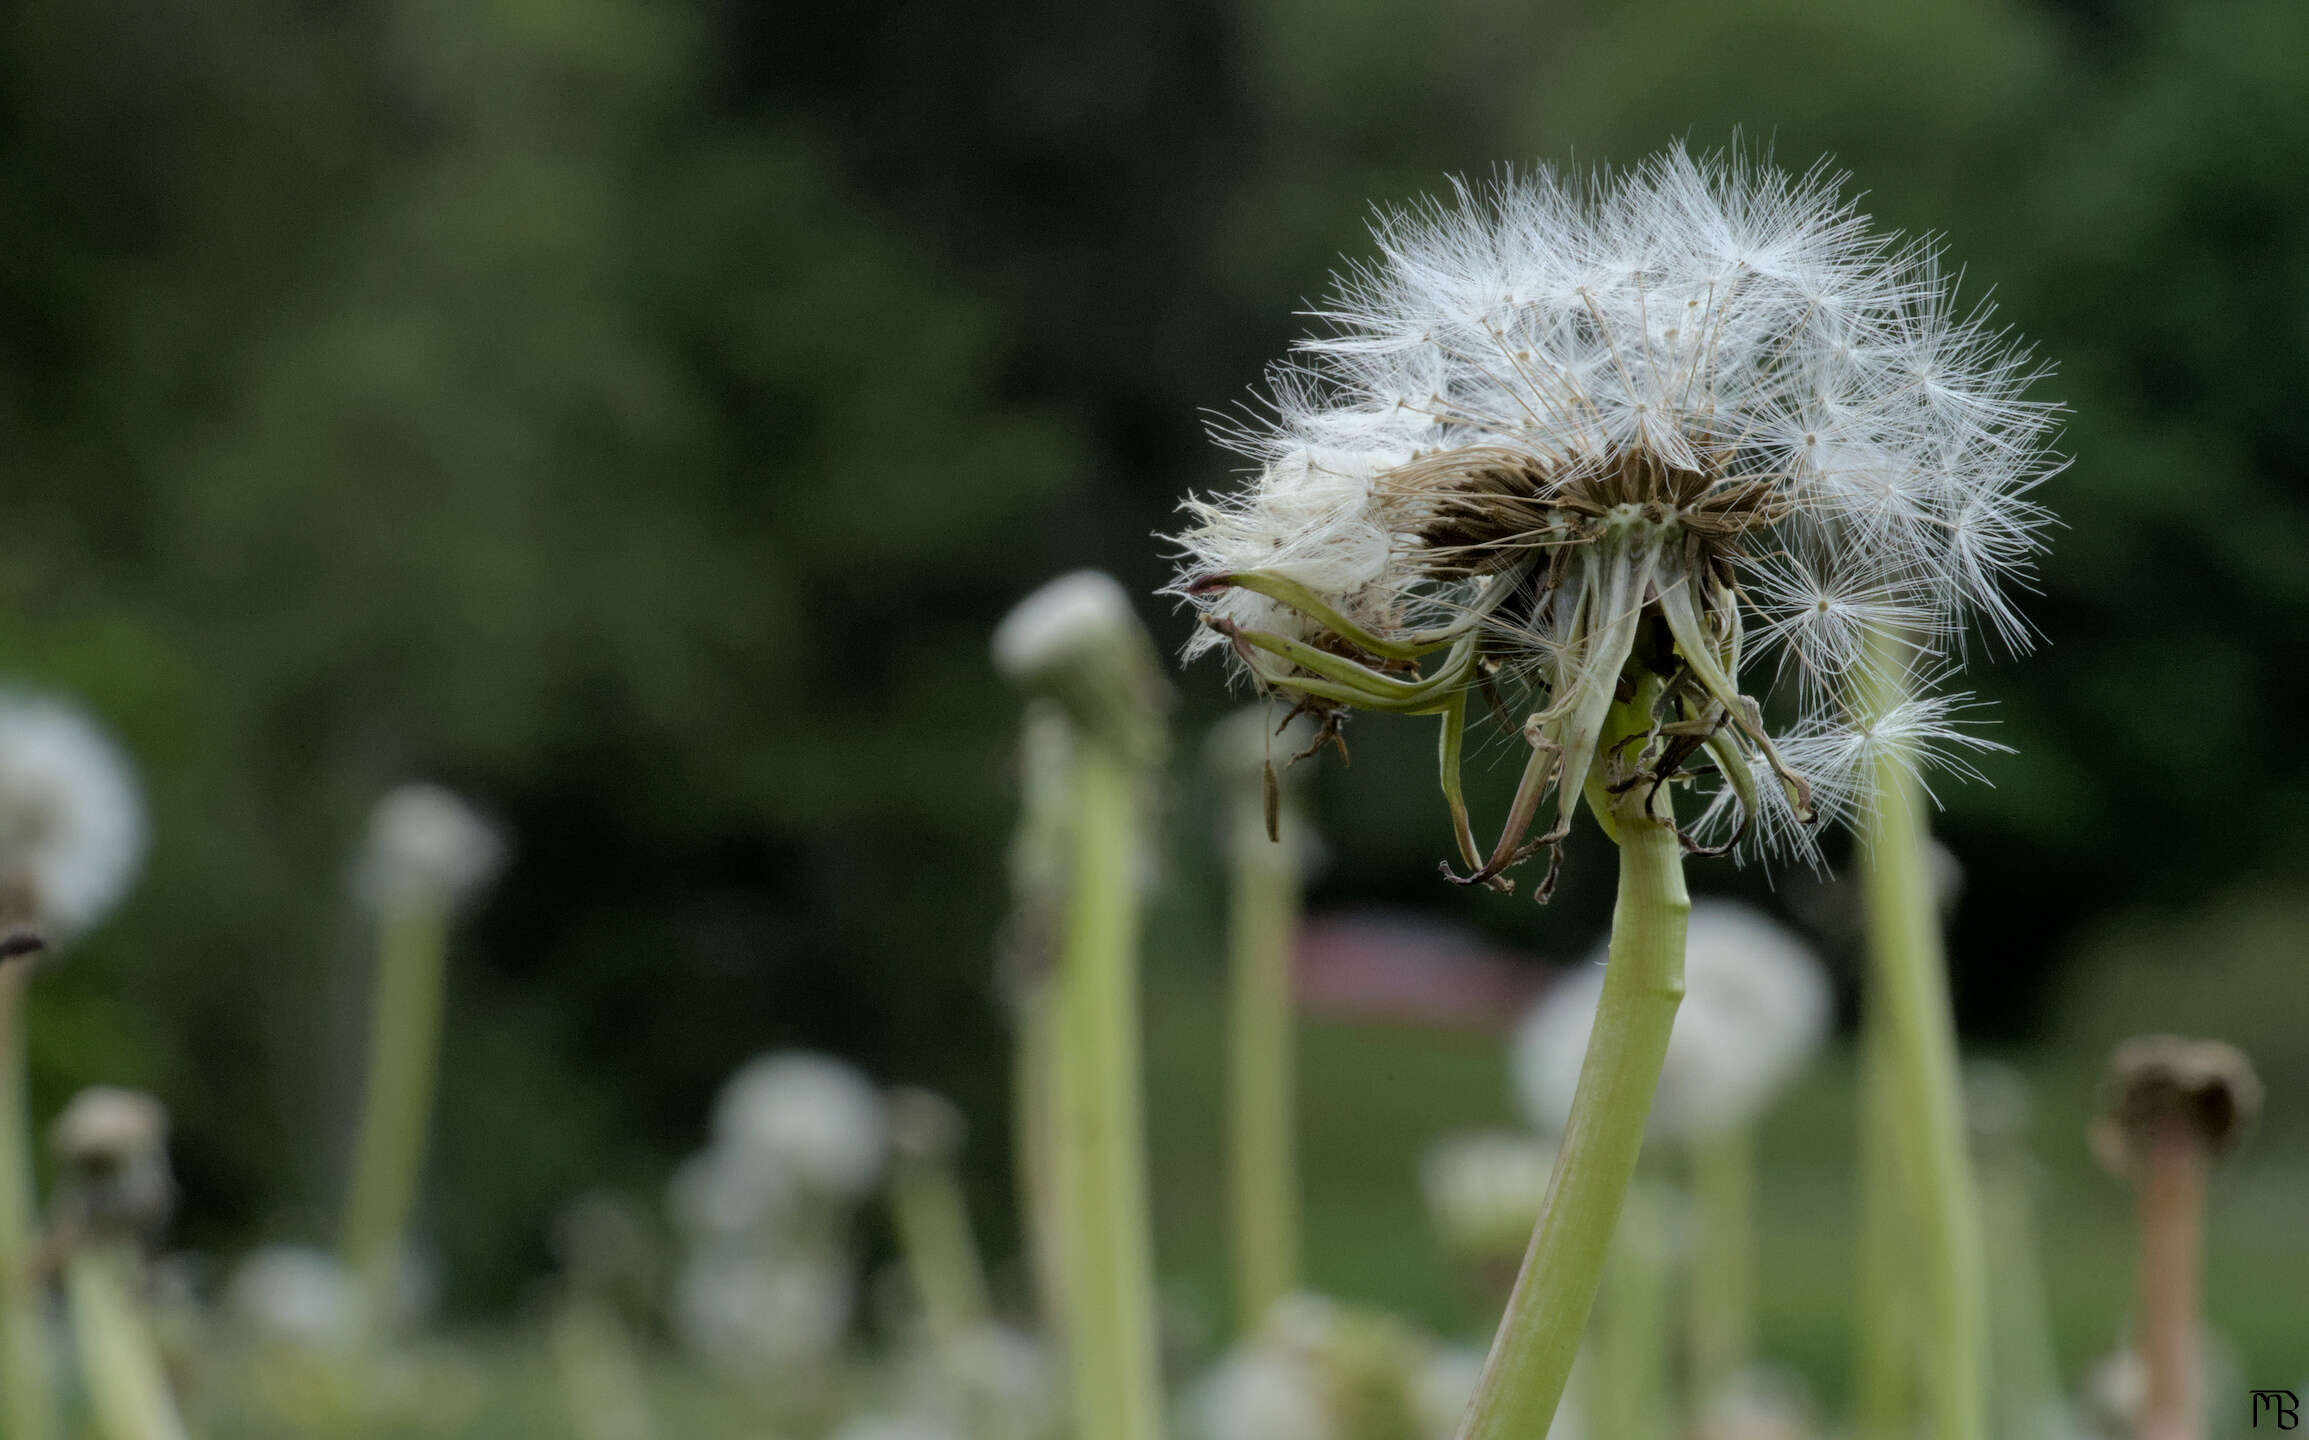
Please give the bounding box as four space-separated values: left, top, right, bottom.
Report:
0 694 147 947
1165 147 2058 877
358 783 505 912
712 1051 888 1202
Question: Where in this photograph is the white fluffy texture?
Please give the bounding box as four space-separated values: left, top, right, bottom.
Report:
1514 901 1831 1140
1420 1130 1556 1262
1189 1347 1336 1440
0 695 147 942
713 1051 889 1201
828 1422 963 1440
672 1250 855 1373
358 783 505 910
1170 150 2059 859
665 1144 797 1240
225 1245 361 1350
992 570 1141 684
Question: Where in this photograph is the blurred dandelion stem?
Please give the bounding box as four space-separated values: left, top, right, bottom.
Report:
1225 763 1300 1329
550 1294 657 1440
1596 1180 1673 1440
892 1134 993 1347
1857 654 1987 1440
1689 1125 1755 1409
1855 1018 1917 1440
1460 697 1689 1440
0 962 60 1440
339 898 451 1333
1051 740 1165 1440
64 1243 188 1440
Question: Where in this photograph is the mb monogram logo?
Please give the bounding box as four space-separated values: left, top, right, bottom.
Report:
2253 1390 2301 1429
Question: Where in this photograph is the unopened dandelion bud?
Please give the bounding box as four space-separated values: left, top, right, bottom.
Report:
994 571 1170 765
0 694 147 953
2091 1036 2261 1180
47 1087 174 1244
357 783 506 913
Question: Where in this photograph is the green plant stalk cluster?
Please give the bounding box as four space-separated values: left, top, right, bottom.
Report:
340 900 453 1338
1051 741 1165 1440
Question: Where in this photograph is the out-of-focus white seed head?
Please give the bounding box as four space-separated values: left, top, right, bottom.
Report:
1420 1130 1556 1265
48 1085 174 1240
1514 901 1831 1140
712 1051 889 1202
225 1245 362 1350
666 1143 796 1240
994 570 1169 763
0 694 147 950
1189 1345 1336 1440
357 783 506 912
673 1249 855 1372
828 1419 965 1440
1413 1345 1496 1440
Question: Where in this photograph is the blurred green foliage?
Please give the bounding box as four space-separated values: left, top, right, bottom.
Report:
5 0 2309 1344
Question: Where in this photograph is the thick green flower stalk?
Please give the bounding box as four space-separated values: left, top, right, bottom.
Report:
0 696 149 1440
994 571 1170 1440
1165 150 2058 1439
340 783 504 1339
1208 709 1314 1331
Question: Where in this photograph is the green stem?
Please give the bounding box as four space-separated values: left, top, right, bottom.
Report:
549 1294 657 1440
1858 666 1987 1440
64 1244 188 1440
1014 974 1069 1336
1689 1125 1755 1413
1594 1180 1673 1440
892 1147 994 1349
339 899 451 1338
0 962 59 1440
1854 1016 1916 1440
1980 1127 2065 1440
1459 724 1689 1440
1051 742 1164 1440
1226 797 1300 1331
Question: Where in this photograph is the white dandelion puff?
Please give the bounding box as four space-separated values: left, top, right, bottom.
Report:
357 783 506 912
711 1051 889 1202
1513 901 1831 1140
0 693 147 948
1165 147 2059 886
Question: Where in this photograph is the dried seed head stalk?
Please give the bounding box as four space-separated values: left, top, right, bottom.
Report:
1167 148 2060 894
